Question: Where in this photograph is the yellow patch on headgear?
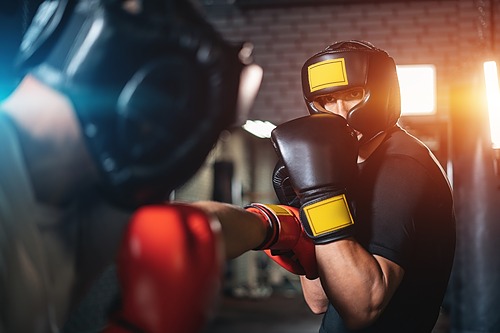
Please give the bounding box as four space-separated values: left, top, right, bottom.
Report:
308 58 349 93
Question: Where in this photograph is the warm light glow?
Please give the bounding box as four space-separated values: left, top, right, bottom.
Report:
483 61 500 149
396 65 436 116
242 120 276 138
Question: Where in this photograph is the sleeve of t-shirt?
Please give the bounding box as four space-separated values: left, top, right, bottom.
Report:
365 154 431 270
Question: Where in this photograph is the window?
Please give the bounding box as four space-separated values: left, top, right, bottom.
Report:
396 65 436 116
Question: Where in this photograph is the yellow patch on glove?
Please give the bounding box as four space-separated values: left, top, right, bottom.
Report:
302 194 354 237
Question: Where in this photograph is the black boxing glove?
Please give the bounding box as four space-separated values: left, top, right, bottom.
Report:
272 160 300 208
271 114 358 244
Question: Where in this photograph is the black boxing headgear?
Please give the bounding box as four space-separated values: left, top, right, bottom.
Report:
301 40 401 142
17 0 262 208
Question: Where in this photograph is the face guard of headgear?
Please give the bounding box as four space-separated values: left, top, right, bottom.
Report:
301 40 401 143
16 0 262 209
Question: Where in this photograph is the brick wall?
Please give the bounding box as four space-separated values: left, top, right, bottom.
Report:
203 0 500 125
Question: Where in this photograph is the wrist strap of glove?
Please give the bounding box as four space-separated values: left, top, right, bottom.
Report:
245 203 284 250
300 193 355 244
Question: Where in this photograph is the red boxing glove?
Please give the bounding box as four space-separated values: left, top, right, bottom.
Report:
245 203 318 280
103 203 224 333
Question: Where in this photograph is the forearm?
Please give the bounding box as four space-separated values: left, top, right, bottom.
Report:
300 275 329 314
316 238 402 329
189 201 267 259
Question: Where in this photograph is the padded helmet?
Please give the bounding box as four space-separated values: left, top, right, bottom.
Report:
301 40 401 142
17 0 262 208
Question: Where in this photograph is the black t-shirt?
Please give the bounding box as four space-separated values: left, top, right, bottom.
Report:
320 126 456 333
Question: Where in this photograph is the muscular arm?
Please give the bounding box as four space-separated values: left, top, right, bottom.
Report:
301 238 404 330
190 201 268 260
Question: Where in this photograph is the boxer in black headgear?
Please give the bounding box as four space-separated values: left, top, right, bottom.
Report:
267 40 456 332
0 0 262 332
